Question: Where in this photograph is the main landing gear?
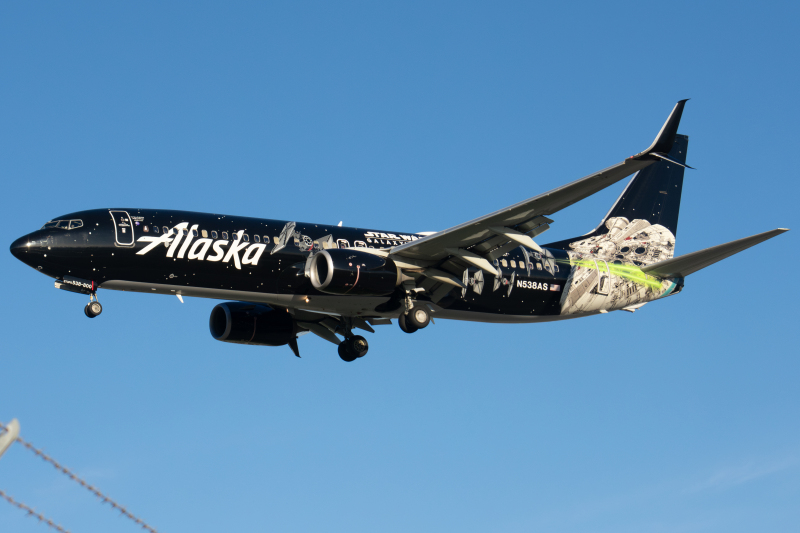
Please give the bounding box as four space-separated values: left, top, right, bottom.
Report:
84 293 103 318
398 304 431 334
338 335 369 362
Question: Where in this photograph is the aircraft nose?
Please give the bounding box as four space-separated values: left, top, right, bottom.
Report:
9 233 46 266
10 235 28 261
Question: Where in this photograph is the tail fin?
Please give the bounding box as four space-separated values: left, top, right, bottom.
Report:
600 133 688 238
546 133 688 264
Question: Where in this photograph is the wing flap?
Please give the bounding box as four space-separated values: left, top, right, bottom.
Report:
641 228 789 278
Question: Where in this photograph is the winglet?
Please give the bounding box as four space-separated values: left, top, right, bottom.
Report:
630 99 689 161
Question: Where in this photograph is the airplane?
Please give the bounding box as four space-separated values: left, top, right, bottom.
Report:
9 101 789 362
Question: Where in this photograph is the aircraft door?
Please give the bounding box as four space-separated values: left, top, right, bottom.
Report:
109 210 135 246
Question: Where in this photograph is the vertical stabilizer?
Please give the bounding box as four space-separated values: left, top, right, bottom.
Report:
600 133 688 238
546 133 688 253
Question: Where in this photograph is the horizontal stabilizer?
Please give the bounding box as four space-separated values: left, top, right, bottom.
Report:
642 228 789 278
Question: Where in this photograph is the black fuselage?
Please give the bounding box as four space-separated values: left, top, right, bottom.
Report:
11 208 571 321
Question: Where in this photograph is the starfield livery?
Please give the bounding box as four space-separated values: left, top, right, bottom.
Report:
10 101 789 361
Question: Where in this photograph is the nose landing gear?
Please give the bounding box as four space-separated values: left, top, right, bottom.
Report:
84 293 103 318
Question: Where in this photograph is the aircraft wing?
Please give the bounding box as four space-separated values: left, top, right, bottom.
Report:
390 100 689 268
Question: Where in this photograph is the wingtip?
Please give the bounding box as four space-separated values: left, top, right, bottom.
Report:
631 100 690 159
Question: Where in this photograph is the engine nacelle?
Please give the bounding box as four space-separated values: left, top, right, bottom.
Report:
308 249 400 296
209 302 297 346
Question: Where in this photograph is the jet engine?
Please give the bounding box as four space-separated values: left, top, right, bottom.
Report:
209 302 297 346
308 249 400 296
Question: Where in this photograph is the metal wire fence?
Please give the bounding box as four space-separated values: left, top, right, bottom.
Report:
0 422 159 532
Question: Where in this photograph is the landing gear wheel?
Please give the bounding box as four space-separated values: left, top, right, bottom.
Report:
407 307 430 329
345 335 369 358
398 313 418 334
338 343 357 362
338 335 369 361
84 301 103 318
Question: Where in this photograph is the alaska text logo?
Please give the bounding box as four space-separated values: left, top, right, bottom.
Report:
136 223 266 270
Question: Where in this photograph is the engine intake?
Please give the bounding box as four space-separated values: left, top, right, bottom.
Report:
209 302 297 346
308 249 400 296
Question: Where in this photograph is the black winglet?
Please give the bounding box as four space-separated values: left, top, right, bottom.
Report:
630 99 689 160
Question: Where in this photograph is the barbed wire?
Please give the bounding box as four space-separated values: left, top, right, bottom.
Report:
0 422 159 533
0 489 71 533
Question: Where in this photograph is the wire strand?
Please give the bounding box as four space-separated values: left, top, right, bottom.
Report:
0 423 159 532
0 489 71 533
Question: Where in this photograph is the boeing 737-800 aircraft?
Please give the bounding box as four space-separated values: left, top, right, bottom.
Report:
9 101 788 361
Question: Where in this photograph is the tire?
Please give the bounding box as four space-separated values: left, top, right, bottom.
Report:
88 301 103 316
407 307 430 329
346 335 369 358
84 304 94 318
398 313 418 334
338 343 357 362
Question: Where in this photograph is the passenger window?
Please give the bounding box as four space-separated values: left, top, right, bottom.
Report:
536 263 542 270
57 220 70 229
201 230 208 238
192 229 198 237
211 231 218 239
162 226 169 234
354 241 367 248
153 226 159 234
69 220 83 229
510 260 516 268
501 259 508 267
254 235 260 243
42 221 58 229
273 236 279 244
222 232 229 240
243 234 249 242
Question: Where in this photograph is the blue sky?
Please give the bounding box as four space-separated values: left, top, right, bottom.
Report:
1 2 798 532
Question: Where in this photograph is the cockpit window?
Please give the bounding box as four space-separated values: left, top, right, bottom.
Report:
43 219 83 230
